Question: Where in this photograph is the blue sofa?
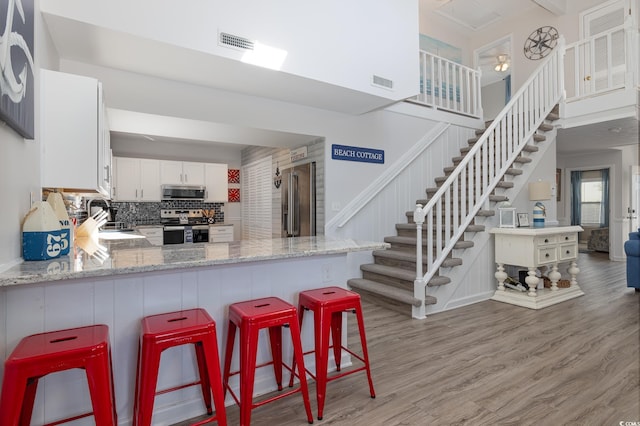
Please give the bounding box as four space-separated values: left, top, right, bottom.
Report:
624 229 640 291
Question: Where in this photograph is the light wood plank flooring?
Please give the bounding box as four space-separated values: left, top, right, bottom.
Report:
177 252 639 425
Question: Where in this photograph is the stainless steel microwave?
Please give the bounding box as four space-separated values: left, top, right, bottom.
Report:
161 185 206 200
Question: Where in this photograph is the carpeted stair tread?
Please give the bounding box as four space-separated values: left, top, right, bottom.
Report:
404 209 495 218
386 233 475 249
360 263 417 282
373 249 462 268
347 278 435 307
533 134 546 142
538 122 553 132
359 264 452 288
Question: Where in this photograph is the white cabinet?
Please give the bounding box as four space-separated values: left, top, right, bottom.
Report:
41 70 111 196
209 225 234 243
205 163 229 202
489 226 584 309
136 227 163 246
113 157 161 201
160 160 205 186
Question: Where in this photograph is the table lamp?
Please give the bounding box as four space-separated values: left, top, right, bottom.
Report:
528 181 551 227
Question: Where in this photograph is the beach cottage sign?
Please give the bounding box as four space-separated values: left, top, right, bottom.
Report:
331 144 384 164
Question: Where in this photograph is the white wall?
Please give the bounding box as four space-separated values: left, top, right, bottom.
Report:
481 79 508 121
0 3 59 267
421 0 614 92
41 0 419 103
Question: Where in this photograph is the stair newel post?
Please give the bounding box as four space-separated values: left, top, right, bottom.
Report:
413 204 428 319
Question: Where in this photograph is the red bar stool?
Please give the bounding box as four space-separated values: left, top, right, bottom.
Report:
222 297 313 426
290 286 375 420
132 308 227 426
0 324 117 426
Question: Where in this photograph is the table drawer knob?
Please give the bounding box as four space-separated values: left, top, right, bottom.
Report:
545 253 550 258
544 238 549 243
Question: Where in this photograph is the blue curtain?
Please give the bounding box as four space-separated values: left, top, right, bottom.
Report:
571 171 582 226
504 75 511 104
601 168 609 227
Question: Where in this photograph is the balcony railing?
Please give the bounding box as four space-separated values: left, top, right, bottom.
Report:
564 24 632 101
411 51 482 119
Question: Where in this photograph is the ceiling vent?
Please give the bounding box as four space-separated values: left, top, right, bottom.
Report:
219 32 254 51
372 75 394 90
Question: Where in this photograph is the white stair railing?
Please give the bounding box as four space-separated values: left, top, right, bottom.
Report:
411 38 566 319
412 50 482 119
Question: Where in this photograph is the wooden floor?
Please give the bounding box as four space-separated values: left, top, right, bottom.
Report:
177 252 640 425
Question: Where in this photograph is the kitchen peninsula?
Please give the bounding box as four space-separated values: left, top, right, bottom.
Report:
0 236 386 425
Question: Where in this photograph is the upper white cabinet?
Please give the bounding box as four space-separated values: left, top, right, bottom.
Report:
41 70 111 196
160 160 205 186
205 163 228 202
113 157 161 201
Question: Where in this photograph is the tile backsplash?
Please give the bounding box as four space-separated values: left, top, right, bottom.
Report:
112 201 225 227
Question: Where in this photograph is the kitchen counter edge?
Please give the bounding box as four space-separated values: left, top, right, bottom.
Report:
0 237 388 287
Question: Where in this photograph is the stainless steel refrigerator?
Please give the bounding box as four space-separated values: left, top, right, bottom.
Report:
281 162 316 237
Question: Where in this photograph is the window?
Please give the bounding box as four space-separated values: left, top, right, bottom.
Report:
571 169 609 228
580 177 603 225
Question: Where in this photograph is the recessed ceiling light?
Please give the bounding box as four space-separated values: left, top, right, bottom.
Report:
143 135 155 141
608 127 622 133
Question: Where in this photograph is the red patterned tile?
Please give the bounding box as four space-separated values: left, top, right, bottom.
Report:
228 188 240 202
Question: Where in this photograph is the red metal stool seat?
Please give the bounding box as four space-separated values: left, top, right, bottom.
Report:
290 286 375 420
222 297 313 426
132 308 227 426
0 324 117 426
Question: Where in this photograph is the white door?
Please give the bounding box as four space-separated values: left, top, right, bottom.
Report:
242 157 273 240
182 162 205 185
631 165 640 233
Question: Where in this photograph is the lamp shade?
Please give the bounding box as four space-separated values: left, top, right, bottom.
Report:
528 181 551 201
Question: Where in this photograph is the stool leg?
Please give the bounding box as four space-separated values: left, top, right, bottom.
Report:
239 325 259 426
85 350 117 426
19 377 39 426
288 317 314 424
132 340 143 424
0 365 29 426
222 322 237 398
267 325 283 391
134 339 162 426
202 334 228 426
315 308 331 420
355 306 376 398
288 305 306 388
330 311 343 371
194 342 214 415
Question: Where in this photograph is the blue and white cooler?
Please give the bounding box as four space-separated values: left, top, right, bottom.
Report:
22 202 63 261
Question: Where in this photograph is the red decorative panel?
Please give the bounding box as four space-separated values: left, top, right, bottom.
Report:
228 188 240 202
228 169 240 184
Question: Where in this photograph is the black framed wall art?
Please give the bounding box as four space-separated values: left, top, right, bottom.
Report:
0 0 35 139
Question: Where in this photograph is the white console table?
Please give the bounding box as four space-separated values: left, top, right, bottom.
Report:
489 226 584 309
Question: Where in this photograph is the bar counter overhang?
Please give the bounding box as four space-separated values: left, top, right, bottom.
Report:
0 236 387 425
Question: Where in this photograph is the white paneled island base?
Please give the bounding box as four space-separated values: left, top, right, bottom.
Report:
0 237 386 425
489 226 585 309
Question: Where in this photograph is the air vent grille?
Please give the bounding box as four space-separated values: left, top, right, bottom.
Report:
372 75 394 90
219 32 254 50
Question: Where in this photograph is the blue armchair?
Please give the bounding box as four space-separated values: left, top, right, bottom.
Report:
624 229 640 291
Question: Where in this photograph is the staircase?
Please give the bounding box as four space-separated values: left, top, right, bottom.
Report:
348 111 558 315
348 44 566 319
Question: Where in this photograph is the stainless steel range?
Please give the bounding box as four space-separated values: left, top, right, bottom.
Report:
161 209 209 244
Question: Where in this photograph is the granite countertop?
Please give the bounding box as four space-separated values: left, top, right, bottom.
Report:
0 236 388 287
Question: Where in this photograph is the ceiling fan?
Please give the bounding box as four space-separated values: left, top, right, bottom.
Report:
494 54 510 72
